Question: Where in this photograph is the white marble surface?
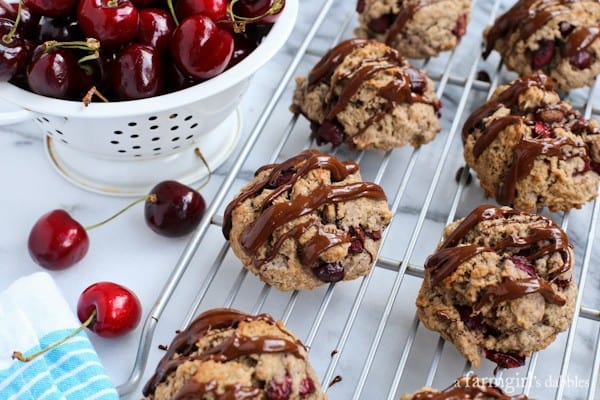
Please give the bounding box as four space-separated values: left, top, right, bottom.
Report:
1 0 600 399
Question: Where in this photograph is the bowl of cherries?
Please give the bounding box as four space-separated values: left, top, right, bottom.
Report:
0 0 298 195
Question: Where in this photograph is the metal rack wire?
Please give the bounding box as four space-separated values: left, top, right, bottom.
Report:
118 0 600 398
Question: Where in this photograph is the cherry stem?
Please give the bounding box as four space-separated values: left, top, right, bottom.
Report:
82 86 109 106
194 148 212 191
225 0 283 32
107 0 118 7
43 38 101 53
12 309 97 363
165 0 179 26
84 196 150 231
1 0 22 44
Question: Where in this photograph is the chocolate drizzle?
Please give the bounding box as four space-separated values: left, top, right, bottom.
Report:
142 308 305 397
303 38 440 144
410 375 528 399
562 26 600 57
173 380 261 400
424 205 571 307
222 150 387 272
462 74 592 206
385 0 440 46
484 0 586 58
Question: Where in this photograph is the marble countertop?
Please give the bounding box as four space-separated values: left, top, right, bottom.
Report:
1 1 599 399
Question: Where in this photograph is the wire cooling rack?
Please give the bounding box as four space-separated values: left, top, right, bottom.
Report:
117 1 600 398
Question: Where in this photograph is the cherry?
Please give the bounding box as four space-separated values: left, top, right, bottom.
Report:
510 256 537 277
28 209 90 270
266 375 292 400
170 14 233 80
313 261 345 283
0 0 16 19
367 14 393 34
11 3 41 40
166 61 201 92
111 43 165 100
77 0 139 49
531 39 555 69
77 281 142 338
299 377 316 397
38 16 83 42
26 43 83 99
0 19 30 81
175 0 227 22
136 8 174 55
569 50 594 70
314 120 345 147
131 0 157 6
144 180 206 237
232 0 284 24
405 67 427 95
452 13 467 38
23 0 78 18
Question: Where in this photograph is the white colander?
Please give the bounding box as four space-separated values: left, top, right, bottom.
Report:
0 0 298 196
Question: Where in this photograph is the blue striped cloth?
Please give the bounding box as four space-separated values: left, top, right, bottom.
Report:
0 273 119 400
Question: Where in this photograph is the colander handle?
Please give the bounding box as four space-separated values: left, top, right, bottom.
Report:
0 106 34 126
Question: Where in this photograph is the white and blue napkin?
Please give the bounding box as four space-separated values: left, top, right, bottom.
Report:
0 272 119 400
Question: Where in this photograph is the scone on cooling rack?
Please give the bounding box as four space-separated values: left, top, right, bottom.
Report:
355 0 471 59
222 149 392 291
483 0 600 92
416 205 577 370
143 308 326 400
462 73 600 213
401 375 529 399
290 38 441 151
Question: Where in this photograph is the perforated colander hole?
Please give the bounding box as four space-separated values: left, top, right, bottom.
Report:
110 140 119 144
134 154 142 158
42 117 50 123
173 145 181 150
60 139 68 144
114 130 123 135
190 123 198 129
150 125 159 130
148 116 158 121
153 147 161 151
55 130 63 135
46 130 53 136
118 149 126 153
132 145 141 150
37 118 44 123
171 137 180 142
169 113 178 119
128 122 137 127
130 134 139 138
151 137 160 141
185 135 193 140
184 115 193 121
170 125 179 131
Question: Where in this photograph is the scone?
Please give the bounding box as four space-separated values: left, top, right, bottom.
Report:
143 308 326 400
463 73 600 213
416 205 577 369
355 0 471 59
401 375 529 399
290 38 441 151
484 0 600 91
222 149 392 291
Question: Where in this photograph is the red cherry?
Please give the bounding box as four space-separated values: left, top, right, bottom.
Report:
136 8 174 55
170 14 233 80
531 39 555 70
233 0 284 24
227 30 257 68
38 16 84 42
166 61 201 92
77 282 142 338
26 44 83 99
23 0 78 18
0 0 16 19
130 0 156 6
28 209 89 270
111 43 165 100
77 0 139 49
0 19 30 81
175 0 227 22
144 180 206 237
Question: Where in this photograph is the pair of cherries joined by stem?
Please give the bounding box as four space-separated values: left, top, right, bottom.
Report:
0 0 285 101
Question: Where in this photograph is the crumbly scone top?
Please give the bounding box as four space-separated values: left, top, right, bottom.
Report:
403 375 529 399
143 308 307 398
462 73 600 207
222 149 387 271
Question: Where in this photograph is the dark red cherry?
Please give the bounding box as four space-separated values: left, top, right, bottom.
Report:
531 39 555 69
28 209 90 270
77 0 139 49
131 0 156 6
356 0 365 13
569 50 594 70
166 61 201 92
23 0 78 18
233 0 284 24
405 67 427 94
484 348 526 369
175 0 227 22
144 180 206 237
368 14 393 34
38 16 83 42
136 8 174 55
111 43 164 100
27 44 82 99
171 14 233 80
0 19 30 81
313 261 345 283
0 3 40 39
315 120 345 147
510 256 537 277
227 31 256 68
0 0 16 19
299 377 316 397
